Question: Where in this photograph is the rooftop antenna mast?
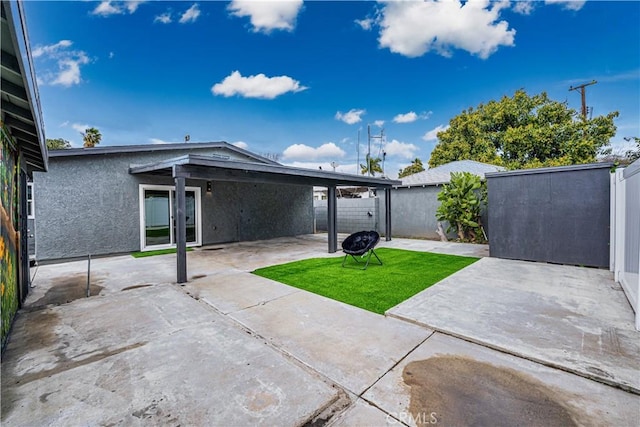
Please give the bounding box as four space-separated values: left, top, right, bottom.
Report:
367 125 385 177
569 80 597 120
357 128 360 175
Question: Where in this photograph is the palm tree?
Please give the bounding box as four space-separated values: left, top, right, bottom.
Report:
82 127 102 148
360 156 383 176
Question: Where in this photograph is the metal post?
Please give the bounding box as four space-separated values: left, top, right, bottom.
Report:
327 186 337 253
86 254 91 297
385 187 392 241
175 176 187 283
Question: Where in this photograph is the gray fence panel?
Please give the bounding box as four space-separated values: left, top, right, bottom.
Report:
487 163 612 268
314 198 378 234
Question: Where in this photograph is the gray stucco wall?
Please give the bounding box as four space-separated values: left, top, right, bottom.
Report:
33 147 313 261
378 186 452 240
378 186 463 240
487 163 612 268
314 198 379 234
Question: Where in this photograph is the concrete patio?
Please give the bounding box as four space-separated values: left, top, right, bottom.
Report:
2 234 638 426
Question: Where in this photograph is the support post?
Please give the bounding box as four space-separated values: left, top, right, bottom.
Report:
385 187 392 241
327 186 337 253
175 176 187 283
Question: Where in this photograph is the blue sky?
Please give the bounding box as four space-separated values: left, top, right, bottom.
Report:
25 0 640 178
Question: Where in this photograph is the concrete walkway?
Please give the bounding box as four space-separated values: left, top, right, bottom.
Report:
2 235 638 426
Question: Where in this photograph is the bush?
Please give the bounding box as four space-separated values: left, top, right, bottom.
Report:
436 172 487 243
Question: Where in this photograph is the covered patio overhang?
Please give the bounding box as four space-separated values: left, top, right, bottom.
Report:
130 154 401 283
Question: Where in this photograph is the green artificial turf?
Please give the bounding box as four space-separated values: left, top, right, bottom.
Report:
252 248 479 315
131 247 193 258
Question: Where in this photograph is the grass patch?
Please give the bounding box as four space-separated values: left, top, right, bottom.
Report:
253 248 478 314
131 247 193 258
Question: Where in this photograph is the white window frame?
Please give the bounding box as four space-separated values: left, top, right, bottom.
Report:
138 184 202 251
27 182 35 219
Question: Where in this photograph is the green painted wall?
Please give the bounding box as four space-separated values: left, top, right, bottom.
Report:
1 125 20 349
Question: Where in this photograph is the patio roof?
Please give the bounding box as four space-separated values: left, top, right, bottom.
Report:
1 0 47 173
130 154 400 283
129 153 401 188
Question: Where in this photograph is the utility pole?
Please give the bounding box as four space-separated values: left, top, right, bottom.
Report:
569 80 597 120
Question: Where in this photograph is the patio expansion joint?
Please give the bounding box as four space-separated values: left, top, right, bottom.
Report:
387 313 640 396
328 331 437 427
232 288 302 314
357 330 436 399
172 282 352 399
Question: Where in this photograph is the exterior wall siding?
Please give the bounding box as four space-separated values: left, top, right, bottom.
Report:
33 148 313 261
378 186 457 240
487 163 612 268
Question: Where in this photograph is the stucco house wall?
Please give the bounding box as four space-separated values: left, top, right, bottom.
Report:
32 145 313 261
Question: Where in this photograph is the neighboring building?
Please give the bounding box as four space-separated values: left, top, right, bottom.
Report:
381 160 505 240
401 160 506 186
1 0 48 349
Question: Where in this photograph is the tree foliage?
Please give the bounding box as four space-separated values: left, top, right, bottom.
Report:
82 127 102 148
436 172 486 243
429 90 618 170
46 138 71 150
360 156 383 176
398 158 425 178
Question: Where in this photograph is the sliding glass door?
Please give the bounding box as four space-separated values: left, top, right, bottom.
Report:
139 185 201 250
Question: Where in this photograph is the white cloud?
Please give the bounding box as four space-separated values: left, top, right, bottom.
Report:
375 0 515 59
150 138 173 145
232 141 249 150
393 111 432 123
92 1 144 16
154 12 172 24
383 139 418 159
373 120 385 128
335 109 366 125
92 1 120 16
393 111 418 123
422 124 449 141
125 1 144 13
228 0 303 33
32 40 91 87
32 40 73 58
513 1 535 15
179 4 201 24
355 17 374 31
108 52 115 59
282 142 346 161
212 70 307 99
545 0 586 11
52 56 89 86
71 123 92 133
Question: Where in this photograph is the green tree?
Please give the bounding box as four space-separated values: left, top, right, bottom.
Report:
82 127 102 148
360 156 383 176
46 138 71 150
429 89 618 170
436 172 486 243
398 158 425 178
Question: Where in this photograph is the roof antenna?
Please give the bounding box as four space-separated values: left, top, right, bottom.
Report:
184 134 190 143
